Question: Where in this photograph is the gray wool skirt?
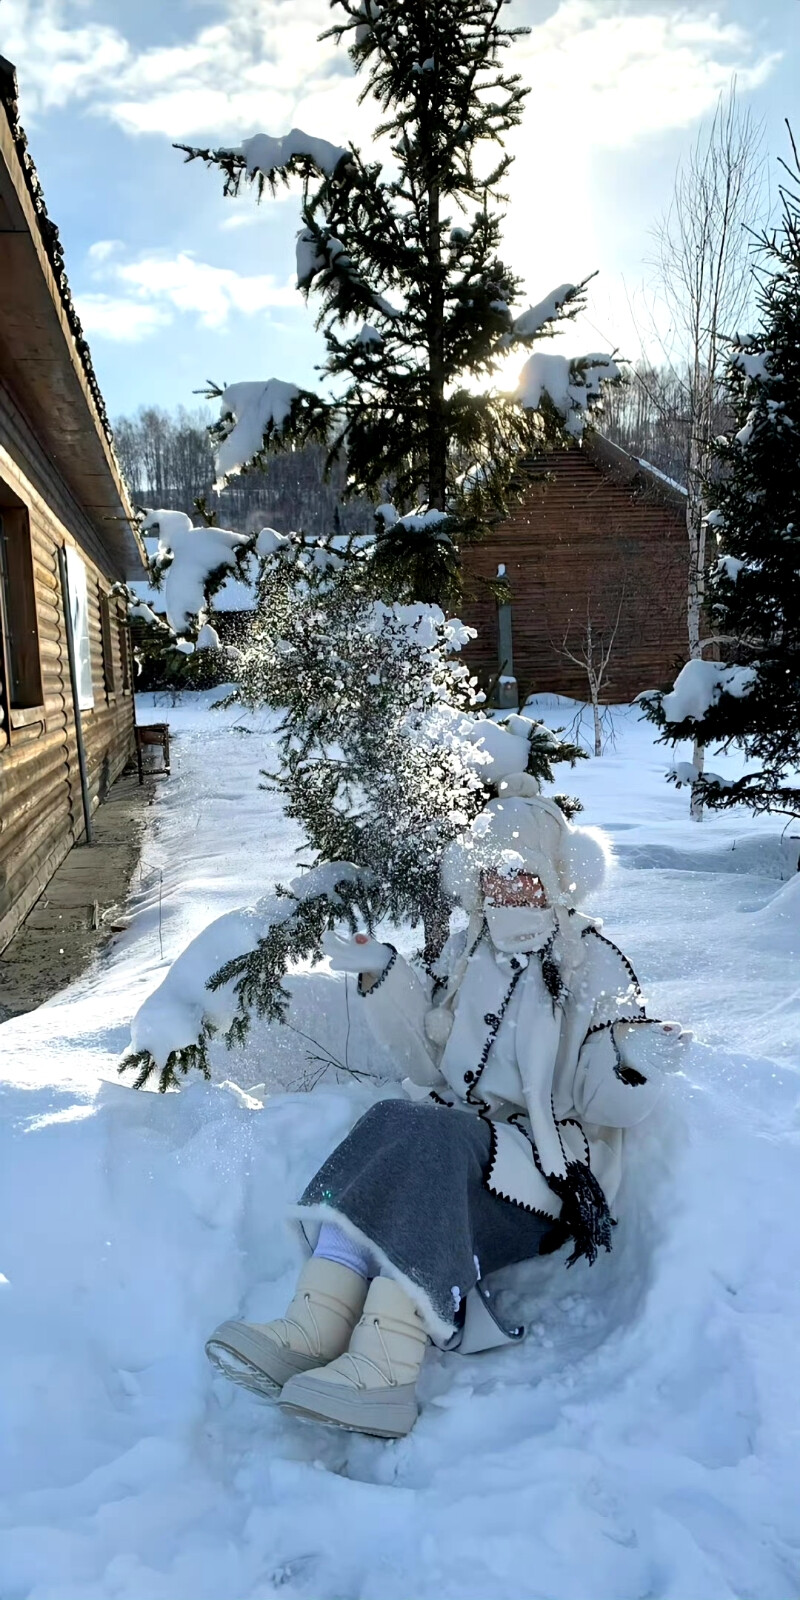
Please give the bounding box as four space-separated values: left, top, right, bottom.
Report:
295 1098 550 1341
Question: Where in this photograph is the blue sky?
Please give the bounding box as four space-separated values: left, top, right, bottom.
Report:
2 0 797 424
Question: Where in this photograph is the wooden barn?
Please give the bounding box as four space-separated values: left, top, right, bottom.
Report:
0 58 145 954
460 433 689 707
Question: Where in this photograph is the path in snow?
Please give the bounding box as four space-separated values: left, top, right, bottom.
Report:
1 691 799 1600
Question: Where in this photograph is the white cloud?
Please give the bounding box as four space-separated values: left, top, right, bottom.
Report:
115 252 299 325
86 239 123 263
499 1 779 342
7 0 783 363
5 0 778 151
514 2 778 150
75 294 170 342
77 245 301 339
0 0 130 117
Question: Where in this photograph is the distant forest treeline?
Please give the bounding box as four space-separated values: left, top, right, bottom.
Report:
114 370 715 538
112 405 374 537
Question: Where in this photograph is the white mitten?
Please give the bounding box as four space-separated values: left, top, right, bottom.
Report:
616 1019 692 1076
322 930 392 976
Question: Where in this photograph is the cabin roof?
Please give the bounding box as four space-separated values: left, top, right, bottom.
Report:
0 57 145 578
515 431 688 512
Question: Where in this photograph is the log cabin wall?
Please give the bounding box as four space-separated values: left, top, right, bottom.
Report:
459 440 690 706
0 378 136 953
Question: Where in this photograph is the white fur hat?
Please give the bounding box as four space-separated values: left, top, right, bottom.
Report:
440 774 611 910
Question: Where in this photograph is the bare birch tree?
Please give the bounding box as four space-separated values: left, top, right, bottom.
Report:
557 592 626 757
649 85 766 817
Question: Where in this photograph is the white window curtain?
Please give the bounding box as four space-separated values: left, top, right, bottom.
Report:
64 545 94 710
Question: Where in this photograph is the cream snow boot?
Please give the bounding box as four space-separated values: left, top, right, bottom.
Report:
205 1258 368 1400
279 1275 430 1438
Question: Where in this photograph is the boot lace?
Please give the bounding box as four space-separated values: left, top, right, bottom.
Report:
335 1316 398 1390
269 1293 322 1358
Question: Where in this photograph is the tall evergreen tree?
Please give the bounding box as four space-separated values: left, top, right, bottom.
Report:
179 0 611 603
123 0 619 1091
641 132 800 816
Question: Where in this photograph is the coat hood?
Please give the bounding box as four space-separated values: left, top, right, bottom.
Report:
440 776 612 911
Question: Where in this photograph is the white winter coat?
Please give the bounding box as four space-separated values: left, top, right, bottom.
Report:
359 904 675 1224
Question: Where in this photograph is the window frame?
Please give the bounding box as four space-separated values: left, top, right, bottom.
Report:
117 607 131 693
0 499 45 734
98 583 116 697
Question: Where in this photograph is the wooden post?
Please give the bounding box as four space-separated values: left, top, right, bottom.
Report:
495 565 518 709
57 544 93 845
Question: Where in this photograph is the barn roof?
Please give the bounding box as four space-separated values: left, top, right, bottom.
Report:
513 431 687 512
583 431 688 507
0 56 145 579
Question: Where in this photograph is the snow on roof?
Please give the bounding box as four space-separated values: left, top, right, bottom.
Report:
635 457 688 497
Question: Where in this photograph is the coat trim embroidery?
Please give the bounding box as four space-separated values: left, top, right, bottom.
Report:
482 1119 558 1222
357 945 398 996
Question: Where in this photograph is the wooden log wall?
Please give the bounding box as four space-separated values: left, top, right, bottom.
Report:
459 448 690 706
0 377 136 953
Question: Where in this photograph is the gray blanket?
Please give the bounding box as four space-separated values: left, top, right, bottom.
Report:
296 1099 549 1339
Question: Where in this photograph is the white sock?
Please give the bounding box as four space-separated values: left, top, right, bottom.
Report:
313 1222 376 1281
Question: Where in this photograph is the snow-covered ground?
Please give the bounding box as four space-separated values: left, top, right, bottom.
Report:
1 690 799 1600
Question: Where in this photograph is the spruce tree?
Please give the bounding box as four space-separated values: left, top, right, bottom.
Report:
123 0 620 1090
179 0 607 603
641 132 800 816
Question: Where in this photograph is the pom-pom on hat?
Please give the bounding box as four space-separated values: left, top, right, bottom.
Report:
441 777 611 911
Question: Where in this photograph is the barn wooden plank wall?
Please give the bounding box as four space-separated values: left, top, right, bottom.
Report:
460 445 690 705
0 379 136 953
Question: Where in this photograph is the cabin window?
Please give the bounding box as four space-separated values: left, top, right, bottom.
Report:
64 545 94 710
118 613 130 691
99 586 115 694
0 506 43 711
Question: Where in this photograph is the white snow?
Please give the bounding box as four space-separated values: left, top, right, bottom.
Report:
716 555 746 582
215 380 302 482
127 598 161 627
662 659 758 723
240 128 349 179
2 692 800 1600
506 283 577 342
296 226 324 289
132 862 364 1072
141 510 250 632
195 622 221 651
354 0 382 48
732 348 771 382
516 351 620 436
636 456 688 496
394 507 451 536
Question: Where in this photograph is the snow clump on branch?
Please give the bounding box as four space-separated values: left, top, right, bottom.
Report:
504 284 580 344
239 128 350 180
661 659 757 724
516 351 621 437
140 510 249 632
213 380 302 482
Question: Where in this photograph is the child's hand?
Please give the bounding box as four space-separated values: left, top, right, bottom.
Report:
322 930 392 975
657 1021 694 1048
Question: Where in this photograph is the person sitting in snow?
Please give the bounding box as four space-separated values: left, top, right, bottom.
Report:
206 772 689 1438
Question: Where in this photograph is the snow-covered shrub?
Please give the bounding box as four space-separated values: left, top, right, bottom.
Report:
125 533 584 1090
